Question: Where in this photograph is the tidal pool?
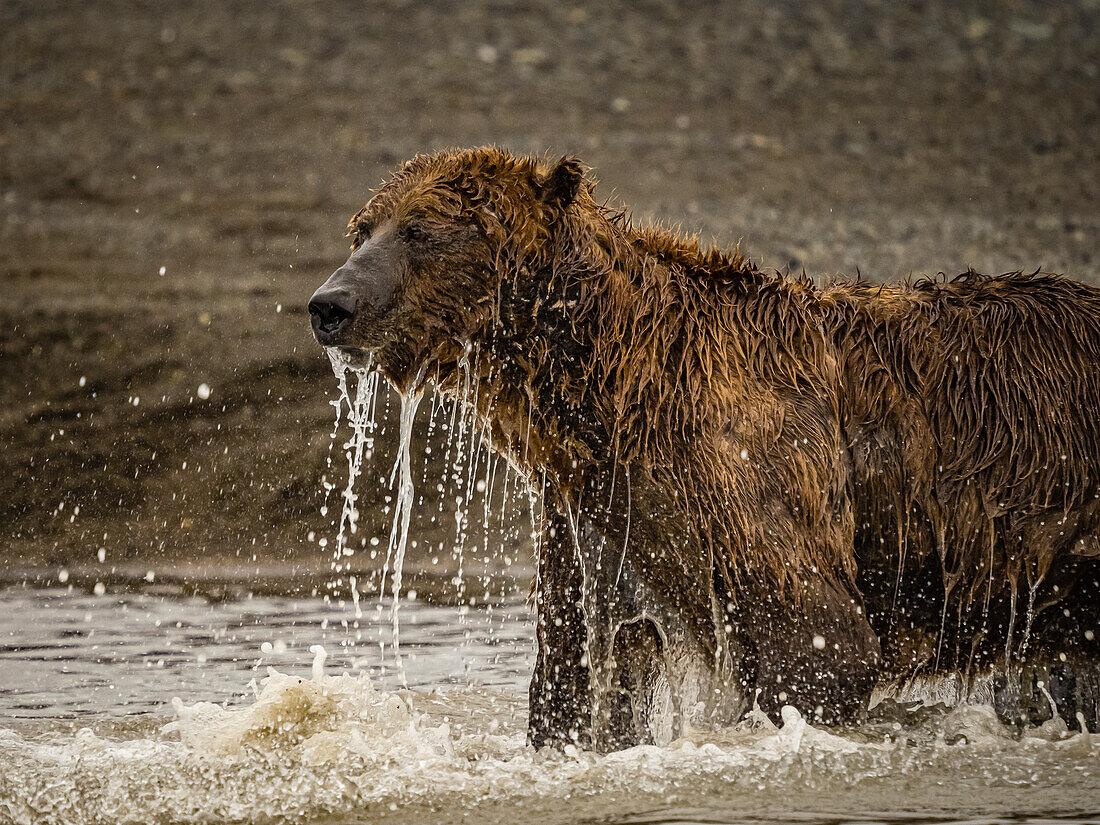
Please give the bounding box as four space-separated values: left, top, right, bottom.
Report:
2 585 1099 825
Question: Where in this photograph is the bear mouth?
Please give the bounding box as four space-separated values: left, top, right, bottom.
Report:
326 329 479 404
327 345 375 372
328 340 437 398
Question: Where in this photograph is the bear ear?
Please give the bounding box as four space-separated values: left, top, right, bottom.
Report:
536 155 585 210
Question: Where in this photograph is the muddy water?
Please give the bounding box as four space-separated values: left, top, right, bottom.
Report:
2 586 1100 825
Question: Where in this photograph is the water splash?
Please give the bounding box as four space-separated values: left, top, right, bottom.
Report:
162 645 453 761
5 644 1098 825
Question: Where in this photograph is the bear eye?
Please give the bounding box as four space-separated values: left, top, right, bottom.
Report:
399 222 428 243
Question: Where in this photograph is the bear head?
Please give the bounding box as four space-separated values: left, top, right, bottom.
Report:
308 147 589 391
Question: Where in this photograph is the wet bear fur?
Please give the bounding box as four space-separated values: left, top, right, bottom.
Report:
320 147 1100 750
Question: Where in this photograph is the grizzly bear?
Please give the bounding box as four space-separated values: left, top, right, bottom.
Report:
309 147 1100 751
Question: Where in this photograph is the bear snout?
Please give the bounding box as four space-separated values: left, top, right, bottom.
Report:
308 286 357 344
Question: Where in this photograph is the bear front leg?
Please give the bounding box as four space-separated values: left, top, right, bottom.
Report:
528 507 591 749
738 577 881 725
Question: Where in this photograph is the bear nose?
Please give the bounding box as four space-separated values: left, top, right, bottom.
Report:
308 288 357 342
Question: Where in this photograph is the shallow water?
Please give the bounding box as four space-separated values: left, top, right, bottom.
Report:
2 586 1100 825
0 587 531 719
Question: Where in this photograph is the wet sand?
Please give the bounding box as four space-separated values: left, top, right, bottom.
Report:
2 1 1098 585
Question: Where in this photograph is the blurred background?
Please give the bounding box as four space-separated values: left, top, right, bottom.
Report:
2 0 1097 599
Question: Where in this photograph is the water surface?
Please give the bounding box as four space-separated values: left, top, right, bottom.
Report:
2 585 1099 825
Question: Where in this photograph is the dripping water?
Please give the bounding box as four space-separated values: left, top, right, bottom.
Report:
324 344 544 684
327 348 380 569
381 381 423 682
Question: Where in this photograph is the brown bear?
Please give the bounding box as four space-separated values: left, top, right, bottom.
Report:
309 147 1100 751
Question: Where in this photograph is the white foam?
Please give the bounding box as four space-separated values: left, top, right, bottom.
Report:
162 645 453 764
